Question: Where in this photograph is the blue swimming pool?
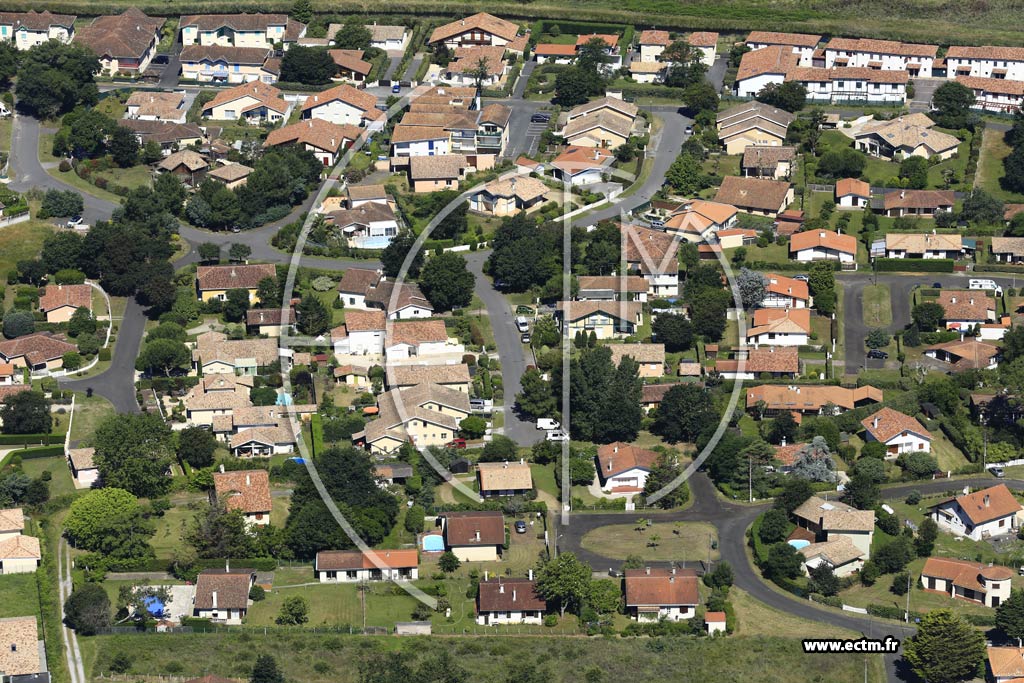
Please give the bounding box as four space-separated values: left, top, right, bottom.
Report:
276 392 293 406
788 539 811 550
421 534 444 552
143 596 164 617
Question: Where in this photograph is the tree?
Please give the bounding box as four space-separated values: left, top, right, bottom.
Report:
459 415 487 439
816 147 867 179
775 477 814 514
705 561 734 589
40 189 84 219
759 508 790 543
229 243 252 263
438 550 460 573
333 16 371 50
42 230 84 274
763 542 803 581
64 583 111 635
536 552 591 617
765 411 798 445
642 453 690 509
109 125 140 167
65 487 153 558
0 42 18 88
688 288 730 341
901 451 938 479
661 40 707 89
866 328 891 349
516 368 556 419
251 655 285 683
915 517 938 557
903 609 986 683
62 351 82 371
960 189 1005 225
665 152 709 194
530 316 560 349
16 41 99 118
92 413 174 498
419 253 474 312
899 155 929 190
67 307 97 338
77 332 100 357
380 230 423 279
807 563 839 596
197 242 221 263
479 434 518 462
1005 145 1024 194
737 268 767 308
931 81 977 129
135 338 190 376
997 589 1024 645
844 469 880 510
178 426 218 469
755 81 806 112
554 66 602 107
141 140 163 165
652 384 716 443
280 45 337 85
587 579 622 614
575 37 612 73
275 595 310 625
291 0 313 23
297 295 330 336
651 314 693 353
2 310 35 339
0 391 52 435
788 438 837 483
912 302 946 331
222 288 250 323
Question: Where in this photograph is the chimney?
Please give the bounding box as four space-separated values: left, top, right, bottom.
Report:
225 559 230 572
781 436 787 447
528 569 533 580
484 570 489 581
669 576 674 583
900 191 905 199
873 416 879 429
512 588 517 602
645 566 651 575
212 591 218 609
670 566 676 575
475 529 481 542
819 231 826 238
246 474 251 486
499 582 505 594
607 459 613 472
219 464 225 473
984 494 991 507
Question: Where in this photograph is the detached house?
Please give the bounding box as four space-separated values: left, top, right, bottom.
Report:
688 32 718 67
741 145 796 179
835 178 871 208
745 31 821 66
991 237 1024 263
622 224 679 296
790 229 857 263
926 338 1001 370
387 364 471 394
469 176 550 216
428 13 519 49
67 447 98 488
861 407 932 456
213 468 272 526
125 91 187 123
408 155 468 193
608 343 665 377
193 331 280 376
477 578 546 625
714 176 793 217
715 347 800 380
717 101 795 155
38 284 91 323
746 308 811 347
0 508 40 574
477 461 533 498
550 145 614 186
196 263 276 304
0 333 77 373
920 557 1013 607
556 301 643 340
193 568 256 624
332 309 386 356
179 45 276 84
328 49 373 83
733 45 799 98
315 549 419 582
793 496 875 576
990 646 1024 683
884 232 962 259
183 373 254 426
762 273 810 308
624 567 700 621
746 384 883 417
881 190 956 218
301 83 384 129
596 442 660 495
637 29 670 62
440 511 505 562
384 320 460 360
264 118 362 167
663 200 738 242
445 45 507 87
576 276 649 302
854 115 959 160
74 8 162 76
0 10 75 49
0 616 46 679
201 82 288 123
362 384 470 455
937 290 996 330
931 484 1022 540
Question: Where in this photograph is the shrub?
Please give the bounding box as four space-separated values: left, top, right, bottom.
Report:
543 614 558 627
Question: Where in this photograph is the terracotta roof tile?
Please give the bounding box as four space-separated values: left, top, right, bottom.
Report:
0 616 41 676
265 118 362 153
388 320 448 346
835 178 870 198
861 406 932 443
746 31 821 48
328 49 372 76
736 45 799 81
197 264 275 292
936 290 993 322
39 284 91 313
714 176 792 213
180 44 272 66
301 83 378 114
882 189 956 210
213 469 272 514
944 484 1021 526
596 442 660 478
746 384 883 412
408 154 467 180
717 347 800 374
0 333 76 367
477 578 546 612
477 461 533 491
442 510 504 546
315 549 418 571
789 229 857 256
624 568 700 607
608 343 665 365
75 8 161 61
688 32 718 48
0 508 24 533
429 13 519 44
194 569 253 610
948 45 1024 62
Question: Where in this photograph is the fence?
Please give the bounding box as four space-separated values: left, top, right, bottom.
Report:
0 211 30 227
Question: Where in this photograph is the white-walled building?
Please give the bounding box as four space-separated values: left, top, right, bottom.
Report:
744 31 820 66
822 37 937 77
332 310 386 356
624 568 699 621
787 66 908 104
861 407 932 456
476 579 545 625
956 75 1024 114
946 45 1024 81
315 550 419 582
931 484 1022 540
734 45 798 98
790 229 857 263
595 442 659 495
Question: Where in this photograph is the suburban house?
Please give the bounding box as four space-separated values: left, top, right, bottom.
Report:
835 178 871 208
733 45 799 97
389 122 450 158
0 333 77 373
989 646 1024 683
787 67 909 104
945 45 1024 81
663 199 738 242
324 201 399 249
688 32 719 66
265 118 361 167
746 308 811 346
301 83 384 128
468 176 550 216
745 31 821 66
920 557 1013 607
926 338 1001 370
201 81 288 123
119 120 206 154
772 440 833 474
798 536 867 577
439 511 505 562
790 229 857 263
229 421 298 457
881 190 956 217
193 568 256 624
0 616 47 680
861 406 932 455
717 101 795 154
535 43 578 65
822 37 936 75
640 384 674 413
428 13 519 49
991 237 1024 263
956 76 1024 113
363 23 408 50
576 276 649 302
560 106 636 149
125 91 187 123
596 442 660 495
374 462 413 486
183 373 253 426
331 309 386 356
477 578 545 625
741 145 796 179
762 273 810 308
0 508 40 574
157 149 209 187
74 8 162 76
362 384 470 455
714 176 794 216
931 484 1022 540
314 549 419 582
66 447 98 488
384 320 461 360
555 301 644 339
608 343 665 377
192 331 280 376
196 263 276 303
38 284 91 323
550 145 614 186
884 232 962 259
853 115 959 160
793 495 875 576
0 10 75 49
387 364 471 393
622 224 680 296
407 154 468 193
179 45 276 84
444 45 507 87
245 307 294 337
715 347 800 380
937 290 996 330
338 272 435 320
179 13 304 49
637 29 670 62
213 468 272 526
575 33 622 69
477 461 533 498
336 268 384 308
746 384 883 417
624 567 700 621
629 59 667 84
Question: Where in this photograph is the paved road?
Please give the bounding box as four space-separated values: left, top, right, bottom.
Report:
57 539 86 683
512 60 536 100
707 56 728 94
909 77 943 113
157 39 183 90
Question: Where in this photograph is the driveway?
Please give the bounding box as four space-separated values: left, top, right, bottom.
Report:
706 56 728 93
909 77 943 113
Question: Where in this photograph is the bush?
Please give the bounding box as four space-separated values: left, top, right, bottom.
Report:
543 614 558 627
249 585 266 602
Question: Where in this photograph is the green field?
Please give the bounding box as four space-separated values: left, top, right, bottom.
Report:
69 393 116 443
580 521 719 562
0 573 40 619
861 284 892 328
977 127 1024 203
20 456 78 499
0 219 54 279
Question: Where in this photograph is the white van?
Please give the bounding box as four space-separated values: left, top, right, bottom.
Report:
969 279 1003 296
537 418 560 431
515 316 530 333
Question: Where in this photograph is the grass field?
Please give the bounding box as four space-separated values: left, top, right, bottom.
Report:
977 127 1024 203
580 521 719 562
0 219 54 279
861 284 892 328
20 455 78 499
248 581 419 629
729 586 859 640
69 393 116 443
0 572 40 619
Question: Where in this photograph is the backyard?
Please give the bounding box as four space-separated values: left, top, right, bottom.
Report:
977 127 1024 203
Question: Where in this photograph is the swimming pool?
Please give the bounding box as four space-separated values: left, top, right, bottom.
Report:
421 534 444 552
276 392 293 406
788 539 811 550
143 595 165 617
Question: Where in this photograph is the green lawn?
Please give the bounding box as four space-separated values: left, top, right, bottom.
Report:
0 572 40 619
0 219 54 279
580 521 718 562
248 581 419 628
861 284 892 328
20 455 77 499
150 503 198 559
69 393 116 443
977 127 1024 202
94 164 154 192
270 493 291 527
530 463 558 500
703 153 740 179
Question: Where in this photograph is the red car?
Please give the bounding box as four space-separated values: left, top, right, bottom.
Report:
446 438 467 449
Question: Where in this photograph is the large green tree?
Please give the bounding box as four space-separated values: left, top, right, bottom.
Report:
135 338 191 376
997 588 1024 645
280 45 337 85
931 81 977 129
419 253 474 312
903 609 986 683
64 583 112 635
652 384 716 443
64 488 154 559
93 413 174 497
536 552 591 616
16 41 99 118
0 391 52 435
333 17 371 50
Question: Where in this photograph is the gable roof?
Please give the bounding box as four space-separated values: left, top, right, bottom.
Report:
746 31 821 47
364 280 433 314
119 119 205 145
342 309 387 333
922 557 1013 594
824 37 936 57
747 307 812 338
448 45 506 76
715 176 792 213
0 534 40 560
180 44 272 66
926 338 1000 370
0 10 75 31
337 268 382 296
388 319 448 346
835 178 870 198
158 149 209 173
596 442 660 478
194 569 254 610
862 407 932 443
989 647 1024 680
328 49 372 76
765 273 809 301
75 8 161 60
0 508 24 534
203 81 287 115
789 229 857 255
477 578 546 611
315 549 419 571
577 275 649 293
736 45 799 81
550 145 614 174
742 145 796 170
197 263 276 292
0 616 42 676
442 510 504 546
936 290 993 322
348 184 389 202
39 284 91 312
213 469 272 514
125 90 186 120
689 31 719 48
265 118 362 153
477 461 533 491
882 189 956 210
798 536 864 566
302 83 379 114
555 300 643 323
607 343 665 365
388 363 470 387
638 29 671 46
67 447 96 472
717 347 800 375
429 13 519 44
947 45 1024 61
746 384 883 412
624 568 700 607
0 333 76 366
179 13 289 32
563 110 634 140
885 232 961 254
943 484 1021 526
566 96 639 121
717 100 795 129
409 154 467 180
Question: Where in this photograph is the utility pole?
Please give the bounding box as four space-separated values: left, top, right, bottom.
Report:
748 451 753 503
905 572 911 622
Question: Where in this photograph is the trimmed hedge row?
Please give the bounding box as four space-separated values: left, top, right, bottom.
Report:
16 445 66 459
747 260 840 273
0 433 62 446
873 258 954 272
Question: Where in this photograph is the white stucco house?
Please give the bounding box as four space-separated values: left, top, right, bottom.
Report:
624 567 700 621
860 407 932 456
931 484 1022 540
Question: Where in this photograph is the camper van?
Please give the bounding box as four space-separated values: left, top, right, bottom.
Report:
969 279 1003 296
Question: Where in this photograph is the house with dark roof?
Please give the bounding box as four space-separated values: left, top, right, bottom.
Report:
193 568 256 623
245 307 295 337
920 557 1013 607
74 8 162 76
0 333 76 373
624 567 699 621
715 347 799 380
179 13 305 50
714 176 794 217
880 190 956 217
180 44 276 84
440 511 505 562
118 120 205 153
476 578 546 625
315 549 419 582
0 10 75 50
931 484 1022 540
716 101 795 155
428 13 519 49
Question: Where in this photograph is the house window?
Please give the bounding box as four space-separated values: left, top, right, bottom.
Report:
255 513 264 520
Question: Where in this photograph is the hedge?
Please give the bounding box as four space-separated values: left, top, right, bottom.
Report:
0 433 62 446
873 258 954 273
747 260 839 273
116 557 282 573
533 19 625 36
310 413 324 456
17 445 66 459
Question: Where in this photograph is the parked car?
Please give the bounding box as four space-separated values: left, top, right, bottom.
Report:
66 215 83 228
932 282 943 289
520 332 531 344
530 112 551 123
989 466 1006 478
537 418 560 430
867 349 888 359
445 438 467 449
684 125 693 135
793 274 809 282
545 429 569 442
514 521 528 534
392 83 401 94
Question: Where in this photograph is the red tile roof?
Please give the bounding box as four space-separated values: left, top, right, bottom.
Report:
624 568 700 607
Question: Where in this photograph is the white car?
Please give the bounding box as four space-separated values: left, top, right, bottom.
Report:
537 418 560 431
545 429 569 442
